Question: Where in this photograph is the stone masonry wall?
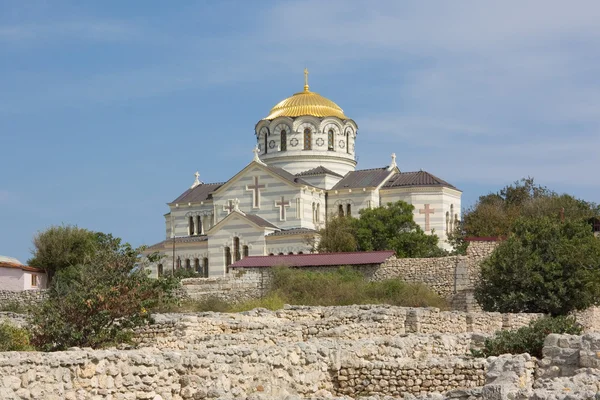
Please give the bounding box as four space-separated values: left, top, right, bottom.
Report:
2 306 600 399
133 305 546 350
0 305 542 400
0 289 47 310
182 241 499 311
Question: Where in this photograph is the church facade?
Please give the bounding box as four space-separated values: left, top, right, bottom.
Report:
146 72 462 277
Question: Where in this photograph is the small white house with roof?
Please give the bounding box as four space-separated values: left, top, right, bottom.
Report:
0 255 47 291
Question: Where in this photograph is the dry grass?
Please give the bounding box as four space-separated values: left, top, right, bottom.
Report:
157 266 448 313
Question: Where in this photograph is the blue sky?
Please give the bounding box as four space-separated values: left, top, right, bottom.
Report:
1 1 600 263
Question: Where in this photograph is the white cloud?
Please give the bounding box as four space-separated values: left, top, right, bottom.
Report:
0 20 139 43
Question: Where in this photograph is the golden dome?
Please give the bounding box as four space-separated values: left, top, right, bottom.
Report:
264 69 348 120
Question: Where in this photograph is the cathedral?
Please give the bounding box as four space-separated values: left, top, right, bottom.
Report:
146 71 462 277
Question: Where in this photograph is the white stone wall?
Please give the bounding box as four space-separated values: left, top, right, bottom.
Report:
167 203 215 238
380 186 462 250
211 165 305 230
327 188 379 218
208 214 269 277
147 241 209 278
0 267 25 291
265 235 314 255
22 271 46 290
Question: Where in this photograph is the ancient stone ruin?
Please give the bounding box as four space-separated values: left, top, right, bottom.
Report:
1 305 600 399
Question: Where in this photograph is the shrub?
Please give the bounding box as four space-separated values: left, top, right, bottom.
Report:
472 316 582 358
230 293 286 312
154 267 448 313
29 238 179 351
270 266 448 309
475 217 600 315
364 280 449 309
0 301 30 314
0 321 33 351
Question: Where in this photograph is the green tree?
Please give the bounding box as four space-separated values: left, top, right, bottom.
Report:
475 217 600 315
353 201 446 258
28 225 98 283
463 177 599 238
317 215 358 253
29 235 178 351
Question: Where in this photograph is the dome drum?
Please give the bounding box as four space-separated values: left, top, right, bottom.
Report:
254 72 358 177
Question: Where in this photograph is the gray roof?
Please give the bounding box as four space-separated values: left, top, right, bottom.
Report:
146 235 208 250
243 213 279 229
265 165 310 185
332 167 392 190
267 228 317 237
296 166 343 178
383 170 458 190
171 182 224 205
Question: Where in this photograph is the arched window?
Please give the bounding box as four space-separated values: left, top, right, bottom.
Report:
157 263 163 277
242 245 249 258
288 252 294 255
298 252 304 254
185 258 191 269
316 203 320 223
280 130 287 151
445 212 450 234
224 247 232 271
188 216 195 236
312 202 316 223
264 133 268 154
202 257 209 277
303 128 312 150
328 129 334 151
233 237 240 262
346 132 351 153
194 258 200 273
449 205 454 232
278 252 284 255
176 257 182 269
346 204 352 217
338 204 344 217
269 253 274 256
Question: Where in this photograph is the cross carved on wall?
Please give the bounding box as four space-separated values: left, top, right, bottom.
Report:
223 200 236 214
246 176 266 208
419 204 435 231
276 196 290 221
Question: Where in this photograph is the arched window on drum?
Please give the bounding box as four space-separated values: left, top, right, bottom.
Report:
304 128 312 150
328 129 334 151
280 129 287 151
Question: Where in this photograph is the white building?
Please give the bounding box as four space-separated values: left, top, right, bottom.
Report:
0 255 47 291
146 71 461 277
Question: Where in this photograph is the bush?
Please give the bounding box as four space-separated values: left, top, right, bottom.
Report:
0 321 33 351
229 293 286 312
155 267 449 313
269 266 449 309
29 237 179 351
472 316 582 358
475 217 600 315
0 301 30 314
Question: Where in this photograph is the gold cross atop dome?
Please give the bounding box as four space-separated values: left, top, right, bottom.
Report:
304 68 309 92
262 69 348 120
